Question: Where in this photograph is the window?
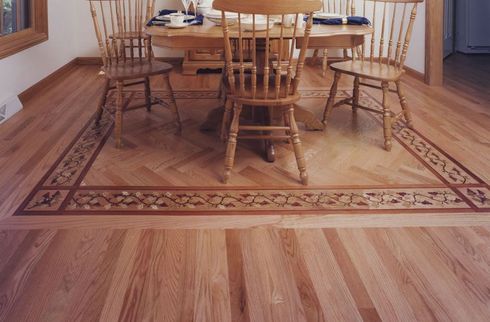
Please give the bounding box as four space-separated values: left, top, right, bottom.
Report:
0 0 48 59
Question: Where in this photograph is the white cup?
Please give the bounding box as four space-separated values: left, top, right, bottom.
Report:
283 14 294 28
297 14 304 27
197 5 211 16
170 13 185 25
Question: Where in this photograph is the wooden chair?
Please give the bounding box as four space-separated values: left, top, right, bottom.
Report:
213 0 322 185
88 0 181 148
323 0 422 151
311 0 356 76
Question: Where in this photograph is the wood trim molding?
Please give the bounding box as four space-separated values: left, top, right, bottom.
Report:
404 65 425 82
19 55 426 106
75 57 184 66
0 0 49 60
18 57 184 104
307 56 425 82
18 58 78 104
425 0 444 86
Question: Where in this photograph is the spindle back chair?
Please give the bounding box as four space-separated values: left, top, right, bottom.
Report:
214 0 322 185
90 0 156 66
312 0 356 76
323 0 423 151
88 0 181 148
322 0 355 14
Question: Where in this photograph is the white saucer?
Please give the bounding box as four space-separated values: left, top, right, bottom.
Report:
155 14 195 21
166 22 189 29
313 12 344 19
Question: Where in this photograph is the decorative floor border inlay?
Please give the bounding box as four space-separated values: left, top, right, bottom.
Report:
15 89 490 216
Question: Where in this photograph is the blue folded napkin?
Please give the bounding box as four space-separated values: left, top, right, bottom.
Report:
309 16 371 25
147 9 204 26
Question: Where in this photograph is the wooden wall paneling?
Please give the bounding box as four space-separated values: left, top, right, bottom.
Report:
425 0 444 86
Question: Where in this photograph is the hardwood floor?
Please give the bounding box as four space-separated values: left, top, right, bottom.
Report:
0 60 489 320
1 63 489 221
1 227 489 321
444 53 490 106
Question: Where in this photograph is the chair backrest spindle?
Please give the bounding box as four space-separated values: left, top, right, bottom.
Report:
214 0 321 102
88 0 155 69
357 0 422 68
322 0 354 15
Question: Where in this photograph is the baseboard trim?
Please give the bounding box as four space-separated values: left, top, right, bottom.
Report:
18 57 185 105
18 55 426 105
18 58 78 104
75 56 184 66
305 56 426 82
404 65 425 82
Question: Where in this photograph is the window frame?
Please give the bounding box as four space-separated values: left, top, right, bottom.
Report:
0 0 48 60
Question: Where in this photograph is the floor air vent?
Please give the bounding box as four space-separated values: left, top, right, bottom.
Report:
0 96 22 124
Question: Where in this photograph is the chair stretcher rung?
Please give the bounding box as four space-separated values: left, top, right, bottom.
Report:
359 82 398 93
343 102 383 114
238 135 291 140
109 80 145 90
333 97 353 107
238 125 290 131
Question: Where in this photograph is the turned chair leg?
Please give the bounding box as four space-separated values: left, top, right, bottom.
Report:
322 49 329 77
353 76 360 113
395 80 414 129
162 73 182 135
115 81 124 148
287 106 308 185
144 77 152 112
220 98 233 142
96 78 111 124
381 81 393 151
322 71 341 126
223 103 242 183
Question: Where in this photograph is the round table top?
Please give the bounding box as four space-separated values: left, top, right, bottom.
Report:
146 23 373 39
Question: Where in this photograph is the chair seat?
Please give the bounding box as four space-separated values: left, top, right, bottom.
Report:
330 61 405 81
103 60 173 81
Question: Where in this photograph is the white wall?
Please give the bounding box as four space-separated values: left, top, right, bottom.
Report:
405 2 425 73
0 0 78 102
353 0 425 73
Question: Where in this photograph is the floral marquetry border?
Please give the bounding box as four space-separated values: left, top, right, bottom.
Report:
14 89 490 216
64 188 470 212
458 188 490 210
43 113 113 187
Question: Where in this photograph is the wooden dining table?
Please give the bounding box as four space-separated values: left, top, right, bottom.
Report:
146 21 372 161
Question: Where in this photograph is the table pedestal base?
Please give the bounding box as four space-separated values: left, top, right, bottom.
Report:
200 105 324 162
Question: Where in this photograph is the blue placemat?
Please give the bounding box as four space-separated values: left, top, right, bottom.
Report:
308 16 371 25
147 9 204 26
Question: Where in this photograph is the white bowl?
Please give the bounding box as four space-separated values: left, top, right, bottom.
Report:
197 5 212 16
205 16 239 26
204 10 240 26
241 17 274 31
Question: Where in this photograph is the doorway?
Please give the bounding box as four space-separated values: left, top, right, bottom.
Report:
443 0 490 104
443 0 455 58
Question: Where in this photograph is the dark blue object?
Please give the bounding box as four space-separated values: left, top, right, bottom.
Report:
309 16 371 26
